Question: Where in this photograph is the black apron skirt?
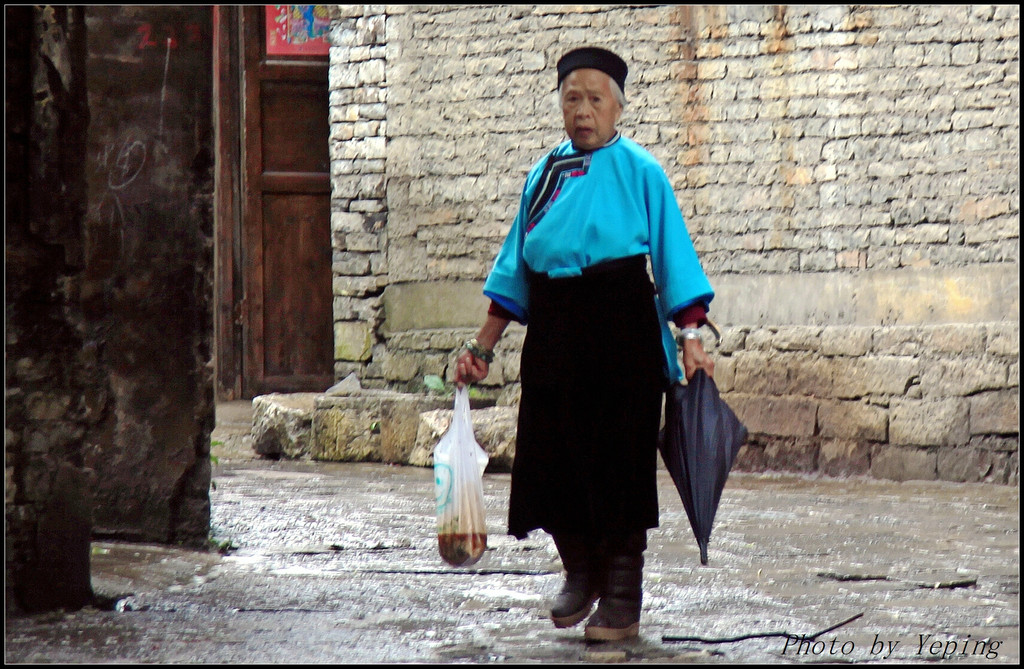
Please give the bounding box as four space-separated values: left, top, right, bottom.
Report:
507 255 666 540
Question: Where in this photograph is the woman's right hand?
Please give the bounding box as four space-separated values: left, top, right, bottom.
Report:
454 349 489 387
454 313 509 387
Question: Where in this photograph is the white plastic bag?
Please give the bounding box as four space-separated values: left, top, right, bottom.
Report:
433 386 489 567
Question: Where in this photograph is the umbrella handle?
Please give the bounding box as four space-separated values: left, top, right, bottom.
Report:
705 316 722 342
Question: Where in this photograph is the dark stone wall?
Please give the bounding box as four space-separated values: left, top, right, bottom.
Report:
5 5 215 614
80 6 215 546
6 5 95 613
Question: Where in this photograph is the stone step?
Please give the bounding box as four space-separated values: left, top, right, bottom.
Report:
409 404 518 472
251 393 318 459
250 375 518 468
313 390 450 463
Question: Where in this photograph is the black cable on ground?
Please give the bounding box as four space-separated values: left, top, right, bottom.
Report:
662 612 864 645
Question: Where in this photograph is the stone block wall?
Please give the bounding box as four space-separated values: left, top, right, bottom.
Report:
329 5 1019 482
715 323 1018 484
328 5 390 384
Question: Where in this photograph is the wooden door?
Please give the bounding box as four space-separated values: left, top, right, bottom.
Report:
233 6 333 397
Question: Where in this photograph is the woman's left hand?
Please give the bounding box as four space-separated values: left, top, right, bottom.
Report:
681 337 714 380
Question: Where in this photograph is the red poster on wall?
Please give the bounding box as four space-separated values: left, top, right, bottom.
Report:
265 5 331 56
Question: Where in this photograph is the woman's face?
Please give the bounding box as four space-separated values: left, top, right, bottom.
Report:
560 68 622 151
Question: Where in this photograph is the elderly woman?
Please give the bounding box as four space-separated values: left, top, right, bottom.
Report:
454 46 715 642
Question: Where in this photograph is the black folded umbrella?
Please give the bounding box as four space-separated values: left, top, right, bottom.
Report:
659 369 748 565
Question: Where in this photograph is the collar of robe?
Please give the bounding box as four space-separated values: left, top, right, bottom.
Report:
569 131 621 154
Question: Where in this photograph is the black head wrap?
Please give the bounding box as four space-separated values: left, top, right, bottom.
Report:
556 46 628 94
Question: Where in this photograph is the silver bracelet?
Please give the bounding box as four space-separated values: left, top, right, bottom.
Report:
679 328 703 343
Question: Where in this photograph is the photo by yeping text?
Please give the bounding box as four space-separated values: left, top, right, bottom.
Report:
781 633 1002 660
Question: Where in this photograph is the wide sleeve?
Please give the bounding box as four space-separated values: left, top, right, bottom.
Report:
644 165 714 320
482 177 534 324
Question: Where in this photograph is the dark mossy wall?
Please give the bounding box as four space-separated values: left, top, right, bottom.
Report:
6 5 216 614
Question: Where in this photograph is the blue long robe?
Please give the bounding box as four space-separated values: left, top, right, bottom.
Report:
483 133 714 382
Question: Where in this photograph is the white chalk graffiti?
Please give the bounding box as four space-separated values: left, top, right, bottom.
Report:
98 137 147 191
90 34 176 249
92 135 147 250
158 37 171 138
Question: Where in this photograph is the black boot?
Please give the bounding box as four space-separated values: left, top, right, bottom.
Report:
584 531 645 642
550 533 602 628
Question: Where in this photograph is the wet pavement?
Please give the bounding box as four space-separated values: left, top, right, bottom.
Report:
5 402 1019 664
